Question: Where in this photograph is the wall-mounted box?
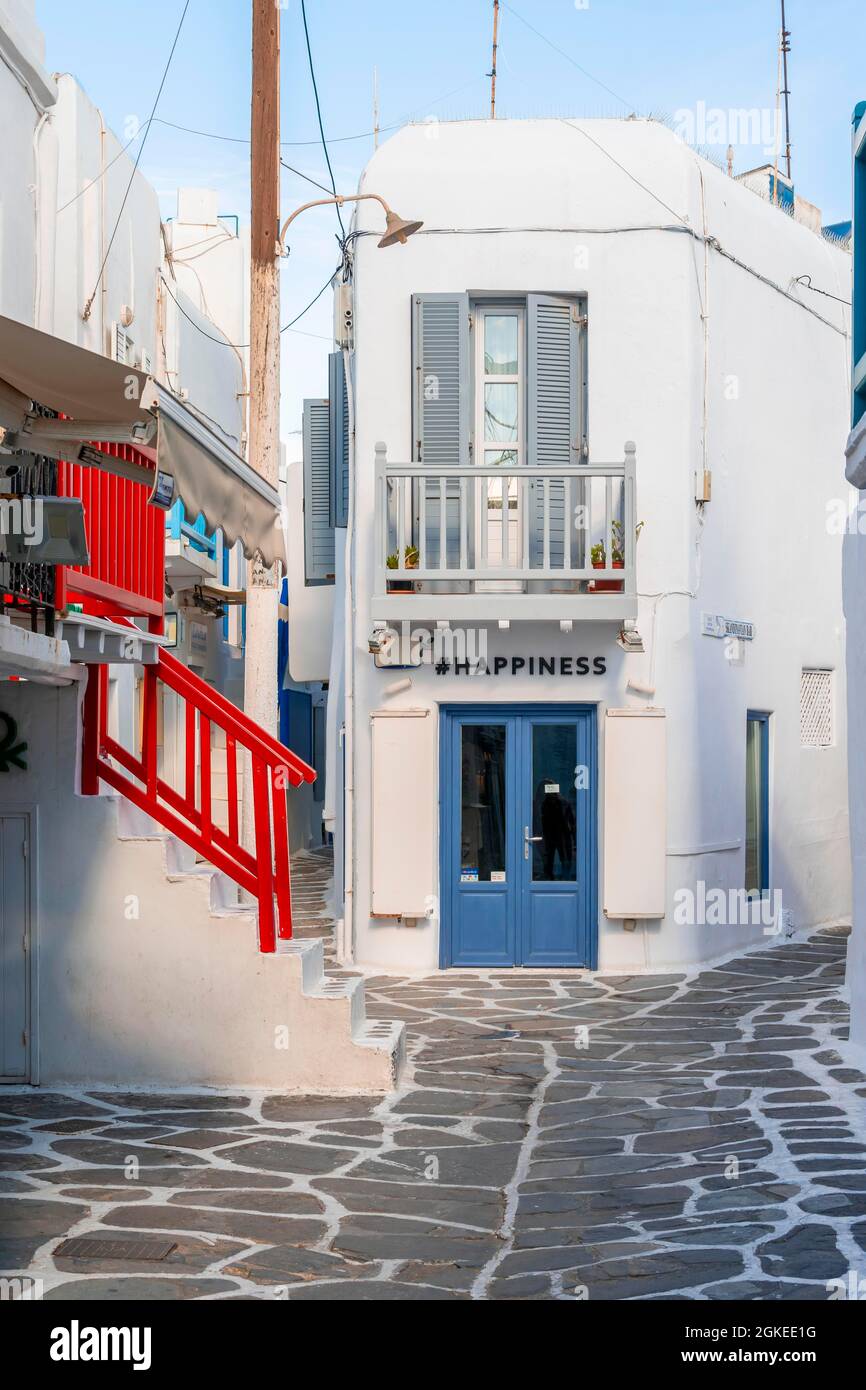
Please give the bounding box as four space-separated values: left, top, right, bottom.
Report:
370 708 435 917
603 707 666 919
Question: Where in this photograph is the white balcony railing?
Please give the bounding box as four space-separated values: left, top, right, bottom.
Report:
373 441 637 621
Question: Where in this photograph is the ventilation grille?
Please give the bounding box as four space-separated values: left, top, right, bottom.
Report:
800 669 833 747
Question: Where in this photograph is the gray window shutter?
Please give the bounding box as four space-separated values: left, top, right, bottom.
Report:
412 293 470 567
329 351 350 529
527 295 586 569
303 397 335 584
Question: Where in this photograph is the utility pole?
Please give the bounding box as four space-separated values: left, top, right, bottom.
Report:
244 0 280 763
489 0 499 119
780 0 792 180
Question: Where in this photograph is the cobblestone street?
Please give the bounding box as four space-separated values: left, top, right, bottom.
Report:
3 922 866 1301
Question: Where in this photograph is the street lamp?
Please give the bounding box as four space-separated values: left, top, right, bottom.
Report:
278 193 423 255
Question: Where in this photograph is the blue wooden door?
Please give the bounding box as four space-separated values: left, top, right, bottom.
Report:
442 706 596 968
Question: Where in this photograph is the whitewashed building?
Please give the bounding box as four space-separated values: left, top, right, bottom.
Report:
0 0 400 1090
843 99 866 1059
297 117 852 976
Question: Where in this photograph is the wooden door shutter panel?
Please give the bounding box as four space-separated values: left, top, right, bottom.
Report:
411 293 470 568
527 294 586 570
303 397 335 584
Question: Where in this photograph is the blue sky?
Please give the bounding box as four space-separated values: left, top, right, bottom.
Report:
37 0 866 435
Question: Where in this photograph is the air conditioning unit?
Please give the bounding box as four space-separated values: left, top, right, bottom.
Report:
111 322 134 365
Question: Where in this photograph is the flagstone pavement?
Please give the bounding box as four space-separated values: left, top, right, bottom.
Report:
2 913 866 1300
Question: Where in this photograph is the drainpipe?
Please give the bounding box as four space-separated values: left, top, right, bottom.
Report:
99 108 107 348
341 341 356 963
32 109 56 330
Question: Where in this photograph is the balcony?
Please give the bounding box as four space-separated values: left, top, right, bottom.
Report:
373 442 637 623
165 500 218 582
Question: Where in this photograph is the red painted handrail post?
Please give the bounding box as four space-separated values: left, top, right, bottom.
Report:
226 735 239 845
252 755 276 953
142 664 158 796
272 767 292 940
184 701 196 805
199 715 212 841
81 666 101 795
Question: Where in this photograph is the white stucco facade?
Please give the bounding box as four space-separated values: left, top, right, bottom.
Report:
325 117 852 976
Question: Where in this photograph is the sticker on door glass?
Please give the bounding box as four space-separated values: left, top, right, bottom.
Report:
461 868 479 882
544 783 560 794
490 870 506 882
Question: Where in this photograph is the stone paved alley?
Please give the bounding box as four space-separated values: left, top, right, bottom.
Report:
3 907 866 1300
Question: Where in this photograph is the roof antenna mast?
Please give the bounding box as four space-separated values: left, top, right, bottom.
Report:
489 0 500 119
780 0 792 180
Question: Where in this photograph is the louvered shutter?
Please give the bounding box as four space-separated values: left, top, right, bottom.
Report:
303 397 335 584
329 352 350 529
527 295 586 569
412 293 470 568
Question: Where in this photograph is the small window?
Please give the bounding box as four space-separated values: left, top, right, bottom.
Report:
800 669 833 748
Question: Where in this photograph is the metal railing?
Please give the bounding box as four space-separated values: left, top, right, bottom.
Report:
82 643 316 952
374 441 637 597
167 499 218 558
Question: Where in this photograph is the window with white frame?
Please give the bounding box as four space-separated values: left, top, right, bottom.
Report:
474 305 524 571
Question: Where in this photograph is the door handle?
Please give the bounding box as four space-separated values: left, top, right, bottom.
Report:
524 826 542 859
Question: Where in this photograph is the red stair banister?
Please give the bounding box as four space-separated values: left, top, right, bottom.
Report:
81 648 315 952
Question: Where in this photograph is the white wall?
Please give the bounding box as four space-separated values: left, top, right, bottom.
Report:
0 0 56 326
337 117 851 973
0 681 394 1090
162 189 248 453
844 500 866 1057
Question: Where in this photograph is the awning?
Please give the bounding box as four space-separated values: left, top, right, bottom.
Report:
154 385 284 570
0 313 284 568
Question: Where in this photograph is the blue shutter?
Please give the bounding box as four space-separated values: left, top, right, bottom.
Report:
281 689 313 766
303 397 335 584
411 293 470 568
527 295 586 569
329 352 350 528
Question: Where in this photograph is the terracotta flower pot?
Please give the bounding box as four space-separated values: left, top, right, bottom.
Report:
590 559 624 594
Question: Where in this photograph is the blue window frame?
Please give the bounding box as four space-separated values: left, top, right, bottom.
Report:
746 711 770 896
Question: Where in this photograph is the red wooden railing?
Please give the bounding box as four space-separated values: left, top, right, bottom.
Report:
56 443 164 621
82 646 316 952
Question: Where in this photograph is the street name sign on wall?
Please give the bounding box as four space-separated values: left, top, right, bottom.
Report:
701 613 755 641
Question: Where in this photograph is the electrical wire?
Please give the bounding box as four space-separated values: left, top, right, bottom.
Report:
153 115 402 147
149 74 487 152
559 119 689 226
82 0 190 320
57 119 149 213
280 159 335 196
792 275 851 307
159 261 342 348
299 0 345 241
351 220 846 338
501 1 635 112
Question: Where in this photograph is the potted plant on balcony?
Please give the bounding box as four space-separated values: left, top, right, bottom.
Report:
386 544 419 593
589 537 620 593
589 520 642 594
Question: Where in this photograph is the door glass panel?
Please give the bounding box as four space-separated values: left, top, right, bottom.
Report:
485 449 518 468
484 314 519 374
484 383 518 442
531 724 577 882
745 716 767 895
461 725 507 882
